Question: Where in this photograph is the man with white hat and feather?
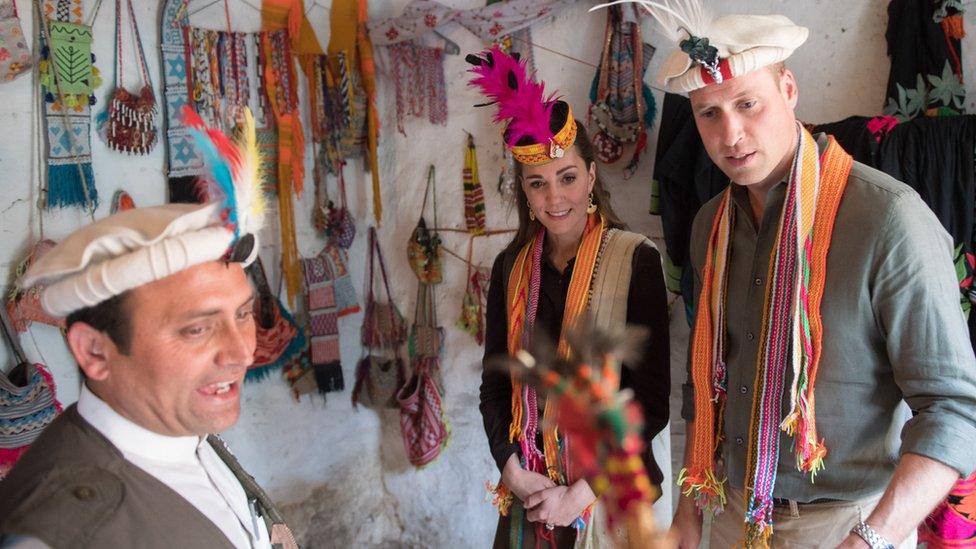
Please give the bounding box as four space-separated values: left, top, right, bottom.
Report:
0 109 296 549
595 1 976 548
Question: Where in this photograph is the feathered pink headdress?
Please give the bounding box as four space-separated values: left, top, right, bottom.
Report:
466 46 559 148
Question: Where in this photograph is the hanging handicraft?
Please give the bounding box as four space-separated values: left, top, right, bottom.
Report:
0 306 62 480
388 39 448 135
588 4 656 178
353 227 407 409
398 282 449 467
457 236 489 345
38 0 101 210
97 0 157 155
462 133 486 235
5 240 64 333
160 0 204 200
0 0 32 82
302 247 345 394
247 258 303 383
407 165 442 285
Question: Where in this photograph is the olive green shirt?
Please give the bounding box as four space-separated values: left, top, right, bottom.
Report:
684 134 976 502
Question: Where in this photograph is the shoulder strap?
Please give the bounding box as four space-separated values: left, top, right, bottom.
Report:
365 226 377 306
0 302 26 367
373 229 395 301
207 436 298 549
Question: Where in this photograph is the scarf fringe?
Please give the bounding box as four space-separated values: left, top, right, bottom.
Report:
486 481 515 516
744 518 774 547
676 467 727 513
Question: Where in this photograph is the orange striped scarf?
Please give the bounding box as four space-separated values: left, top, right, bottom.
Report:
495 214 604 506
681 127 852 544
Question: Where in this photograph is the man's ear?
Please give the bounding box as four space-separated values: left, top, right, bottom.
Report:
67 322 113 381
780 68 799 110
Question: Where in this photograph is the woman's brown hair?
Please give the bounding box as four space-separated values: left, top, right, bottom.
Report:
505 102 626 255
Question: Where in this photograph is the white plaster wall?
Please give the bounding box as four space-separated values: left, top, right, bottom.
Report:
0 1 972 547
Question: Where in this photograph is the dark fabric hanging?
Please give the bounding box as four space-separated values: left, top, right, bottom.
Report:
884 0 965 119
877 115 976 246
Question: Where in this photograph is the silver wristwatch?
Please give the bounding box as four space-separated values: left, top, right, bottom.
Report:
850 521 895 549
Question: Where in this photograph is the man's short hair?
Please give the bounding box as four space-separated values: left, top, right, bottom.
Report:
768 61 787 77
65 291 133 355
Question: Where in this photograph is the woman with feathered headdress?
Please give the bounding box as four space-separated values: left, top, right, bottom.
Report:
469 46 671 547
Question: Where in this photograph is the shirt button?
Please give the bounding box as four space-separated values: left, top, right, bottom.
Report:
739 385 748 394
735 437 744 445
746 332 755 341
73 486 96 501
754 277 763 286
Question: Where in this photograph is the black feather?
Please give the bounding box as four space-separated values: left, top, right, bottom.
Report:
507 69 518 90
465 53 483 66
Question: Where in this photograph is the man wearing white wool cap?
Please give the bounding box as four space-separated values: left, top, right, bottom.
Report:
0 110 296 549
594 1 976 548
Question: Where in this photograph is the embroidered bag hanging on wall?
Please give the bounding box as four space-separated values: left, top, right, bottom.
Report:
96 0 156 155
362 228 405 349
353 227 406 409
407 281 445 394
588 4 656 178
325 162 356 249
0 0 32 82
397 283 448 467
407 165 442 284
6 240 65 333
0 306 62 479
456 236 489 345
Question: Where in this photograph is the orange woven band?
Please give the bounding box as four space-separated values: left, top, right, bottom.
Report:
509 104 577 166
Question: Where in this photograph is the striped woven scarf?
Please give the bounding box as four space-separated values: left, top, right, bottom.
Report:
492 213 605 537
681 125 852 545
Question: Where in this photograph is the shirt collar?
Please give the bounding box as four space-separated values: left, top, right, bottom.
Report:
77 383 202 463
727 132 829 220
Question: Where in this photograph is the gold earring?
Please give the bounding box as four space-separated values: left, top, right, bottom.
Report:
586 192 598 214
528 202 536 221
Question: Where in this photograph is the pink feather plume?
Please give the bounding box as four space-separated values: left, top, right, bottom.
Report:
468 46 558 147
